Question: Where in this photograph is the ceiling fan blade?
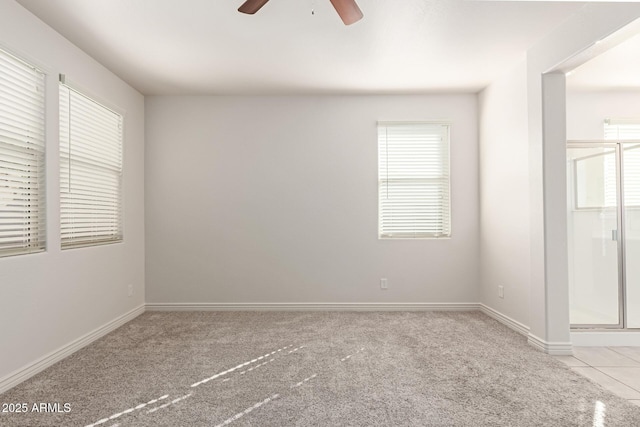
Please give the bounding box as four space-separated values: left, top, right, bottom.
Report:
238 0 271 14
329 0 363 25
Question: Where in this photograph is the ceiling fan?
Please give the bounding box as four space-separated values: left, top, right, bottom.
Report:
238 0 363 26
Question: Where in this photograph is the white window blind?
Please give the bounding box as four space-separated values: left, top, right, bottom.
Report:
59 83 123 249
0 48 46 257
605 119 640 208
605 119 640 141
378 122 450 238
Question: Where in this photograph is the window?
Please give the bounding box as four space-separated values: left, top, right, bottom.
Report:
0 48 46 257
604 119 640 208
605 119 640 141
59 81 123 249
378 122 451 238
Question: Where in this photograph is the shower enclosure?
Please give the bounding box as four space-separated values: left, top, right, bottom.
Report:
567 139 640 329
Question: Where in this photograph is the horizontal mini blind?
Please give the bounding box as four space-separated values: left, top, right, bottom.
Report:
605 119 640 208
605 119 640 141
59 83 123 248
625 145 640 207
378 122 450 238
0 48 46 257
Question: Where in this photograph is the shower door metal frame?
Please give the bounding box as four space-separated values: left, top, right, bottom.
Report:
567 141 626 330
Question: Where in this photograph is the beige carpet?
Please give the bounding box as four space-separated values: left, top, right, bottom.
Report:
1 311 639 426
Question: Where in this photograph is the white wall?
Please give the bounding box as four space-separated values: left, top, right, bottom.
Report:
145 95 479 304
478 59 531 327
567 90 640 140
0 1 145 384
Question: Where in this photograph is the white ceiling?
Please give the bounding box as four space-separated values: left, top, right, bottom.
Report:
16 0 585 95
568 32 640 91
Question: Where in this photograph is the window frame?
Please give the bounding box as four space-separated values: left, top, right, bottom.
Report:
59 79 124 249
377 121 452 239
0 47 46 258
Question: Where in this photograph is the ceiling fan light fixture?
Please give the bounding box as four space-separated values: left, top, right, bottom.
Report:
237 0 363 25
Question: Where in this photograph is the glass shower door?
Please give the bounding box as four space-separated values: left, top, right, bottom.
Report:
567 145 622 327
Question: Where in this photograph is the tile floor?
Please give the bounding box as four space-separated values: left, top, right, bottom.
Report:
554 347 640 406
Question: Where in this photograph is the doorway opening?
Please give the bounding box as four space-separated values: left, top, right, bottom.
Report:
567 136 640 329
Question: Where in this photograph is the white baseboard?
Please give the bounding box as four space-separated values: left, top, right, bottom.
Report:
479 304 530 336
527 333 573 356
0 304 145 395
571 331 640 346
145 302 481 311
478 305 573 355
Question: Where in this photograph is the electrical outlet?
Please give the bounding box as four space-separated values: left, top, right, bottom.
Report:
380 278 388 290
498 285 504 299
128 284 133 297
